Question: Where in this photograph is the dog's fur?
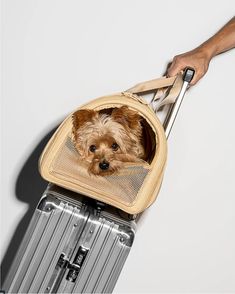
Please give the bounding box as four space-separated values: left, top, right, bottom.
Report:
72 106 145 176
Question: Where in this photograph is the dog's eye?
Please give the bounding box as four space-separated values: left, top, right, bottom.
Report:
89 145 96 152
111 143 119 151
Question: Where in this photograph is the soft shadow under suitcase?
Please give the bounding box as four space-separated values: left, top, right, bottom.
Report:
3 68 194 294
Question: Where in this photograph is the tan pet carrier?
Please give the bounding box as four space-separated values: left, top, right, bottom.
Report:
39 70 193 214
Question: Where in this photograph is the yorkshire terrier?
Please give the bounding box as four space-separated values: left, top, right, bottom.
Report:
72 106 145 176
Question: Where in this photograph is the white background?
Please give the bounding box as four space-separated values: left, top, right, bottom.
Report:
1 1 235 293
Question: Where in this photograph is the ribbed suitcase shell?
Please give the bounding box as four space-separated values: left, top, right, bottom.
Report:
3 185 136 294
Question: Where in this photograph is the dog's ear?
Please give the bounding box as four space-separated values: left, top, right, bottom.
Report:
111 106 142 131
72 109 96 128
72 109 96 140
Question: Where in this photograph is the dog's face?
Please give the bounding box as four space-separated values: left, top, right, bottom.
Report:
72 106 145 176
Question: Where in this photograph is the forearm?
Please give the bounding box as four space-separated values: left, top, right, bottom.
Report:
198 16 235 60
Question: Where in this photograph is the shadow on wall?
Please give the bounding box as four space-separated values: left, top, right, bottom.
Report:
1 125 59 286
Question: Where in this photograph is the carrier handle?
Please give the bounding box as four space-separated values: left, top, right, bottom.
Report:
127 67 194 95
127 75 177 94
152 72 184 108
126 68 194 109
126 72 184 110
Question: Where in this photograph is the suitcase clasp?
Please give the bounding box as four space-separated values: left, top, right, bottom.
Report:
66 246 89 282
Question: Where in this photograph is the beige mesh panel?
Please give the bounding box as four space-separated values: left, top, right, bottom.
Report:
50 136 151 207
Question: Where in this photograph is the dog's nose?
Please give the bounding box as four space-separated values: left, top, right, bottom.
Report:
99 160 110 170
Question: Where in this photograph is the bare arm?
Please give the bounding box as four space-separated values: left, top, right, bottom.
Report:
167 17 235 85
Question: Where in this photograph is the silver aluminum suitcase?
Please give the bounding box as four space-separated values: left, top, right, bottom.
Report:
3 184 136 294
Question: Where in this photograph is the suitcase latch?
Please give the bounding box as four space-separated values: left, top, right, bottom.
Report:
66 246 89 282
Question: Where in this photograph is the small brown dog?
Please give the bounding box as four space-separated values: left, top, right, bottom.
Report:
72 106 145 176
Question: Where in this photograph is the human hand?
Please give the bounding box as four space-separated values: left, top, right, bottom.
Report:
167 47 212 85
